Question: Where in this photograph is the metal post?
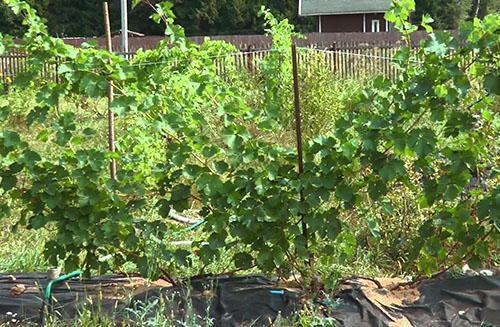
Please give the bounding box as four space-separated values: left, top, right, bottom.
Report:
121 0 129 53
103 2 117 180
291 43 311 268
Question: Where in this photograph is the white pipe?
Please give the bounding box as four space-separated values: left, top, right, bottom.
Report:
319 15 322 33
386 19 389 32
363 14 366 33
169 209 200 225
120 0 129 53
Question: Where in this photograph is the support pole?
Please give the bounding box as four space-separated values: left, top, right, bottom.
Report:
120 0 129 53
291 43 311 268
103 2 117 180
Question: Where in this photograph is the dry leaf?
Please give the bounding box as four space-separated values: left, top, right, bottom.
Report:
10 284 26 296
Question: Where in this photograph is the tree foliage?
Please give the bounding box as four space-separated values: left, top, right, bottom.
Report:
3 0 497 37
414 0 472 30
0 0 314 37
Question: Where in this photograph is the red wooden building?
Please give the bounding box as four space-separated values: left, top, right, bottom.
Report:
299 0 392 33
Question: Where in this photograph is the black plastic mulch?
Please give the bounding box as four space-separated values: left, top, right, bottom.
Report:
329 275 500 327
1 272 499 326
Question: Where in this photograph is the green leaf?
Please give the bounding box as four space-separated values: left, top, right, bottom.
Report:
382 200 394 214
421 14 434 33
484 73 499 95
20 149 41 167
3 131 20 147
384 11 397 23
336 184 354 203
182 165 202 179
444 111 474 137
325 213 342 239
368 178 388 201
424 33 449 57
214 161 229 174
434 84 448 98
0 106 10 122
171 184 190 201
26 106 50 126
201 145 218 158
341 141 357 159
233 252 254 269
294 236 308 259
132 0 141 9
111 96 137 115
30 214 47 229
174 249 192 266
0 175 17 191
367 219 381 238
272 246 285 266
157 199 171 217
222 134 243 150
408 129 436 157
0 203 10 219
82 128 97 137
379 158 405 182
79 74 107 98
422 179 438 207
57 63 73 75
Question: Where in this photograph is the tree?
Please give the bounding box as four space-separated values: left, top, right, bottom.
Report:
6 0 497 37
473 0 500 19
0 0 49 36
0 0 313 37
44 0 108 37
414 0 472 29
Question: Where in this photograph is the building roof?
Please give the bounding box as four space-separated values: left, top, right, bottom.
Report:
299 0 392 16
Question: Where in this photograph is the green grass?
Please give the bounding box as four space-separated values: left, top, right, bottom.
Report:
0 216 50 272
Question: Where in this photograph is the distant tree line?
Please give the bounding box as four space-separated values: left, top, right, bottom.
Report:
0 0 498 37
413 0 499 30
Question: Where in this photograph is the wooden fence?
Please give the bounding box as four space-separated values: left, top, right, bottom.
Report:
61 31 431 52
211 45 401 80
300 43 400 80
1 41 404 84
2 30 449 84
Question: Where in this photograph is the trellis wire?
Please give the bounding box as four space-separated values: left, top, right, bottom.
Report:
1 42 411 83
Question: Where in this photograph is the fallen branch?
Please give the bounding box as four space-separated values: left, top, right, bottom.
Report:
340 276 384 289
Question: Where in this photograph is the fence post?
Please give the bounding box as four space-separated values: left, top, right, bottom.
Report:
0 55 5 85
332 42 337 75
247 46 254 74
55 59 60 84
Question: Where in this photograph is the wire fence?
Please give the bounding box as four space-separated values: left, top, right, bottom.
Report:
1 41 405 84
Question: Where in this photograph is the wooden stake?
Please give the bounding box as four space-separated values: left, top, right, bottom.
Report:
292 43 312 269
103 2 117 180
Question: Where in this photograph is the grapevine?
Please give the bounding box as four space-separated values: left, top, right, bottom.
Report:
0 0 498 281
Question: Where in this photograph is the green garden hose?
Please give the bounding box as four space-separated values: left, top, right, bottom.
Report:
43 270 82 302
